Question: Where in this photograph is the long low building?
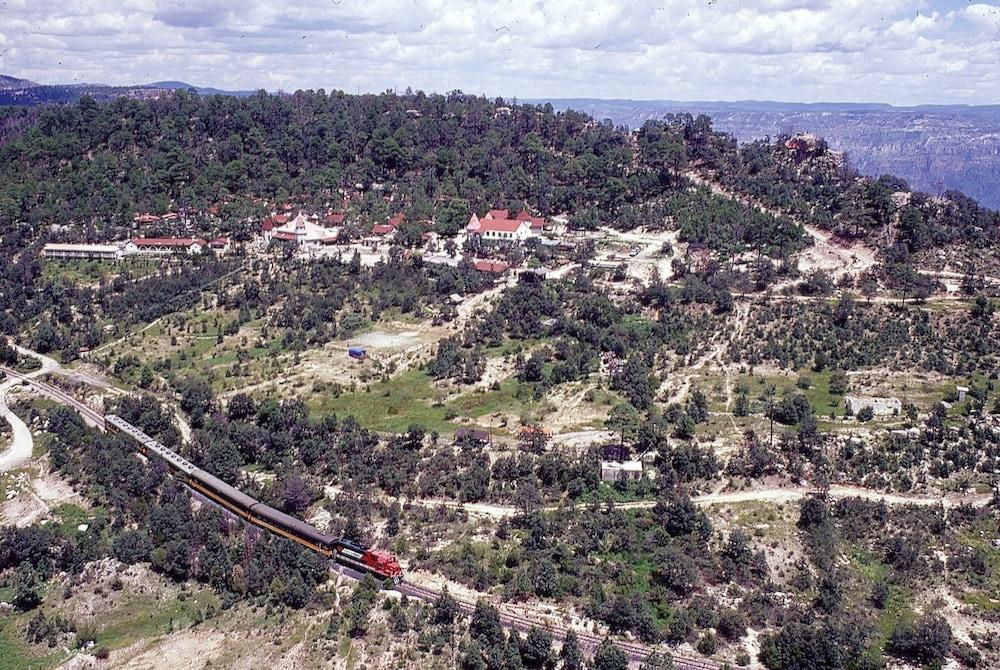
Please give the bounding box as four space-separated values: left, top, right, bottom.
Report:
845 395 902 417
125 237 207 255
41 243 124 261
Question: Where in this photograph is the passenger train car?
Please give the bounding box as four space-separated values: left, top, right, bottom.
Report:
105 414 403 583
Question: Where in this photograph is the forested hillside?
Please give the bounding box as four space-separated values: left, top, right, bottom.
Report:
0 91 647 233
713 137 999 254
1 90 995 266
3 90 999 363
543 98 1000 210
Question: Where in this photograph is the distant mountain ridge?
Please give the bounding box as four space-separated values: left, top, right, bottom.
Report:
535 98 1000 209
142 80 255 96
537 97 1000 114
0 75 39 90
0 74 254 105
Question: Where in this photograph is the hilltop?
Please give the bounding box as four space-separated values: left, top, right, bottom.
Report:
540 98 1000 209
0 73 253 105
0 75 39 90
4 75 998 209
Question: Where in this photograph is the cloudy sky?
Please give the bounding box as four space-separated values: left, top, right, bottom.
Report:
1 0 999 105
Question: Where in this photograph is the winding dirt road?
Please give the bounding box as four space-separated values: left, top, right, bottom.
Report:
0 347 60 473
682 169 879 281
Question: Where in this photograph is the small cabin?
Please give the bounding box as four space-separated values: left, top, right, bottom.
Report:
601 460 643 483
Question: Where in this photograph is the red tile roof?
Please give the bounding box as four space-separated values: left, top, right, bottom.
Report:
326 212 345 224
515 209 545 229
486 209 509 220
209 237 229 247
476 218 528 233
273 231 297 241
473 260 510 274
273 214 290 224
262 219 274 231
388 213 405 227
372 224 395 235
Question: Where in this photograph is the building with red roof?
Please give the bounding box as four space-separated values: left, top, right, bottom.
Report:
515 209 546 232
473 260 511 275
264 212 339 247
209 238 231 254
370 213 405 237
466 213 533 243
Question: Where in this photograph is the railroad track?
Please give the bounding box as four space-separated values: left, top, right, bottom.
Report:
0 367 106 428
2 367 721 669
400 581 719 670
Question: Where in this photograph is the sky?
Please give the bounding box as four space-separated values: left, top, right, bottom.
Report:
1 0 999 105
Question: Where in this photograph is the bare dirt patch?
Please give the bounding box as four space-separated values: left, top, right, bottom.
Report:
1 461 87 527
108 629 228 670
796 224 877 280
61 560 180 622
544 382 611 434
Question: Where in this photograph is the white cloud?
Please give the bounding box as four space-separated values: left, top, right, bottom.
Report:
957 3 1000 36
0 0 997 104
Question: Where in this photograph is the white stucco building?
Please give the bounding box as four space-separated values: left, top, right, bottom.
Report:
125 237 206 256
845 396 902 417
41 243 124 261
600 460 643 483
466 213 534 243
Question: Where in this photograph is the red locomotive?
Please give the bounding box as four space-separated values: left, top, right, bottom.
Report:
105 414 404 584
333 541 403 582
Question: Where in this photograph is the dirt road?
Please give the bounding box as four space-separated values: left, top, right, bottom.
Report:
0 346 60 473
403 484 992 519
682 169 879 281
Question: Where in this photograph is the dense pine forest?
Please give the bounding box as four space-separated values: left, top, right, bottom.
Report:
0 89 995 253
0 90 645 231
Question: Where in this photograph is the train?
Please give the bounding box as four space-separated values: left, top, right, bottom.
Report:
104 414 403 583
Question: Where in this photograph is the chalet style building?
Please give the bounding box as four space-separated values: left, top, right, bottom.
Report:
465 209 544 244
263 212 339 247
